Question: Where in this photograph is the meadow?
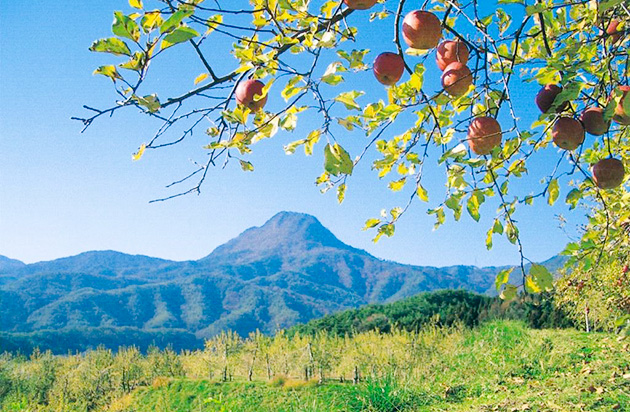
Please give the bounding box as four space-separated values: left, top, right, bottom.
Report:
1 320 628 411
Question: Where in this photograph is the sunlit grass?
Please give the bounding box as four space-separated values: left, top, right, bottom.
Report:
106 321 630 412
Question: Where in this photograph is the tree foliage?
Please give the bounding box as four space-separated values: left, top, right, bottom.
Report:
288 289 574 336
78 0 630 298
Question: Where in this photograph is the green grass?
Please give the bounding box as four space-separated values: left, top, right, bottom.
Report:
107 321 630 412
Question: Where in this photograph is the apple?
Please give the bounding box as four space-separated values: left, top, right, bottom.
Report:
535 84 569 113
373 52 405 86
623 264 629 274
576 280 584 292
580 107 610 136
436 40 469 71
592 158 625 189
552 117 585 150
343 0 378 10
613 85 630 125
467 116 502 155
235 79 267 111
402 11 442 50
607 19 623 43
441 62 472 97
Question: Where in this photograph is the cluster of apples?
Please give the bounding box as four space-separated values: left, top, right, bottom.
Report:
369 6 474 98
347 2 499 156
536 83 628 189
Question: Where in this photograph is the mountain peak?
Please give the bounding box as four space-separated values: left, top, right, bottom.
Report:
0 255 26 272
204 211 351 261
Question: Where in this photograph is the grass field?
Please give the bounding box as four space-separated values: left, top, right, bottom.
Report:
102 321 630 412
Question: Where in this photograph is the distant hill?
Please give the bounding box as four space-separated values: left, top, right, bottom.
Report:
0 212 566 353
289 289 573 337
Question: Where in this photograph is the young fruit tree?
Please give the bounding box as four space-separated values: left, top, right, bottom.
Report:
76 0 629 302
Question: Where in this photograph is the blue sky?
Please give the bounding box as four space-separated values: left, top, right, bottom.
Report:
0 0 585 267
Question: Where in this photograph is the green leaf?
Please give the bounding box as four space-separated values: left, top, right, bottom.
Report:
89 38 132 56
161 26 199 50
495 268 514 291
112 11 140 42
324 143 354 176
505 223 519 244
466 190 485 222
528 263 554 292
133 94 161 113
500 284 518 301
93 65 123 81
160 10 193 34
486 228 493 250
600 0 623 12
334 91 364 111
428 207 446 230
565 188 582 210
119 51 145 71
373 223 395 242
337 184 346 204
492 219 504 235
321 74 344 85
525 4 546 16
445 194 463 221
363 218 381 230
547 179 559 206
239 160 254 172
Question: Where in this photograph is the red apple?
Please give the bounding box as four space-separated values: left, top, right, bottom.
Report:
373 52 405 86
402 11 442 50
623 264 629 274
436 40 469 71
343 0 378 10
467 116 502 155
613 85 630 125
552 117 585 150
592 158 625 189
535 84 569 114
607 19 623 43
580 107 610 136
441 62 472 97
235 79 267 111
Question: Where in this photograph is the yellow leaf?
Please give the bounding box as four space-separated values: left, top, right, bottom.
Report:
194 73 209 85
206 15 223 35
132 143 146 161
525 275 542 293
129 0 143 9
93 65 122 82
416 185 429 202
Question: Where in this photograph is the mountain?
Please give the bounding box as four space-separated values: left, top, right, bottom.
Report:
0 212 564 353
0 255 25 271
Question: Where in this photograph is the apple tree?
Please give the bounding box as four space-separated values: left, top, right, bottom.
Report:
77 0 630 304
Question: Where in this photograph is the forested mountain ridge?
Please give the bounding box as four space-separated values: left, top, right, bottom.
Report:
0 212 563 353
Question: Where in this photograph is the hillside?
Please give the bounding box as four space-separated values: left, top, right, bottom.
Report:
0 212 563 353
